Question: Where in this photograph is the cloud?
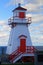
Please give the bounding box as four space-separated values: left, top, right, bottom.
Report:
6 0 39 12
23 0 43 13
32 14 43 22
0 31 10 46
7 0 43 6
6 0 43 15
26 14 43 23
6 0 43 11
0 21 10 46
30 33 43 46
0 21 6 25
0 0 43 46
37 0 43 6
6 0 24 7
29 21 43 35
24 3 39 12
2 25 11 31
26 0 43 6
0 31 9 37
0 20 11 35
0 36 9 46
0 20 10 42
29 19 43 46
24 0 37 4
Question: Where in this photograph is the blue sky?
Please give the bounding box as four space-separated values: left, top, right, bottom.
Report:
0 0 43 46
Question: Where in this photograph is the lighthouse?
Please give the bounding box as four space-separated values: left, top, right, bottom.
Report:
7 3 35 63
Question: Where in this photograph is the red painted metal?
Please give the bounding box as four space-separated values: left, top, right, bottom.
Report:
20 39 26 52
19 12 25 18
9 47 23 62
9 46 36 62
26 46 35 53
22 56 34 62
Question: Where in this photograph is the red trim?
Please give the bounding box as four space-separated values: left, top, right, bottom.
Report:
26 46 36 53
9 46 36 62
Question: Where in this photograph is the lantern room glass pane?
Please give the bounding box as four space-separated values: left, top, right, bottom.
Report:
19 12 25 18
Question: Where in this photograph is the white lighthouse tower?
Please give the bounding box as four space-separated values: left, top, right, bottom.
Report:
7 4 35 63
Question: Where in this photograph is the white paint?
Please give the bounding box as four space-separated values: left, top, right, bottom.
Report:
23 53 34 56
13 53 34 63
7 24 32 54
13 10 26 17
7 5 32 55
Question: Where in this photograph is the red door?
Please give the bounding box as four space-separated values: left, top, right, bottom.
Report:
20 39 26 52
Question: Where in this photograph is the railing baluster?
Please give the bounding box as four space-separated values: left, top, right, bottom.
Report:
26 46 35 53
8 16 32 24
9 46 36 62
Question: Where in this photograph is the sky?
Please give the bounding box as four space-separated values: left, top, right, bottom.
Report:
0 0 43 46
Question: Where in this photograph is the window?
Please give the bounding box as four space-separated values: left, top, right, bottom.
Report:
19 12 25 18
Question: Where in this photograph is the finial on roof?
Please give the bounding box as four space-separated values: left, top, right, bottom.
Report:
18 3 21 7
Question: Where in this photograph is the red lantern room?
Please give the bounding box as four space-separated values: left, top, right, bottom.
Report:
12 3 27 18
